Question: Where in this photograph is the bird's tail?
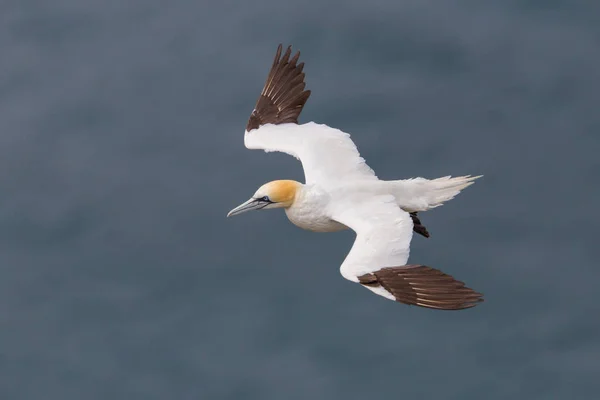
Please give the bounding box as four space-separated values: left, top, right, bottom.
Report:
389 175 482 212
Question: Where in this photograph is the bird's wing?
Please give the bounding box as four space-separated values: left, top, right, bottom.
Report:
332 195 414 281
245 122 377 184
331 194 483 310
244 44 377 185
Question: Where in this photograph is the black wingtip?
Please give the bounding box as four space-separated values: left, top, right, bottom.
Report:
246 44 311 132
359 265 483 311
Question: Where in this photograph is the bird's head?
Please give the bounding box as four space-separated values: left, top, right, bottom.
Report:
227 180 301 217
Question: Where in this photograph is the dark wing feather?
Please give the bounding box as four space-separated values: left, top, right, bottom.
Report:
358 265 483 310
246 44 311 132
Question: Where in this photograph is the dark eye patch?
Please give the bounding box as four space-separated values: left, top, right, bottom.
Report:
253 196 272 209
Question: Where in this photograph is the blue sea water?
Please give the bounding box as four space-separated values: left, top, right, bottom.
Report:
1 1 599 398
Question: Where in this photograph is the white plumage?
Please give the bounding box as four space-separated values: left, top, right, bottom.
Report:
245 122 377 184
228 44 483 310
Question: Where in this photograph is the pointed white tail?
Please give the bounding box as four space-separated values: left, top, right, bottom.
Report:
389 175 482 212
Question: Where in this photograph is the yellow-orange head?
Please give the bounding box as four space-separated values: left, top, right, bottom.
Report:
227 180 301 217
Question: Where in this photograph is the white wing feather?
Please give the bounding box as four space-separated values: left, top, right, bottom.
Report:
329 194 414 282
244 122 378 185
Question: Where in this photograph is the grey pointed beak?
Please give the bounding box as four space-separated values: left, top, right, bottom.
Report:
227 198 263 217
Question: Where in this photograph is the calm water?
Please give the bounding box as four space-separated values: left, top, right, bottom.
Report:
1 1 599 399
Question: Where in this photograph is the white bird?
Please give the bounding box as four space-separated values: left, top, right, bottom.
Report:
228 44 483 310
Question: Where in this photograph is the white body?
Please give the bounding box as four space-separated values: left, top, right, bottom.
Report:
284 176 476 233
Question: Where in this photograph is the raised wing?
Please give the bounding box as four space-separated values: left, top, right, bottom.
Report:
245 122 377 184
331 195 483 310
244 44 377 185
246 44 311 132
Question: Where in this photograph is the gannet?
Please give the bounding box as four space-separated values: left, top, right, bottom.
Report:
228 44 483 310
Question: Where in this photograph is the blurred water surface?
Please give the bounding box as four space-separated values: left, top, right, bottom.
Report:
1 1 599 399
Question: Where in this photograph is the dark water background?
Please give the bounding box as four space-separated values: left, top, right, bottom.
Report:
1 1 599 398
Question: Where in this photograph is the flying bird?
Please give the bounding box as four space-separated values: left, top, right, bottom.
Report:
228 44 483 310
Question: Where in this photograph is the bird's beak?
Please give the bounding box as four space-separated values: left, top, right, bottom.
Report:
227 198 263 217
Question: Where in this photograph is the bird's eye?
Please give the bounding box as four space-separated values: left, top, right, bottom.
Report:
261 196 270 202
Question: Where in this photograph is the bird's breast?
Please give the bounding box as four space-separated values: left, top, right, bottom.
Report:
284 204 347 232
